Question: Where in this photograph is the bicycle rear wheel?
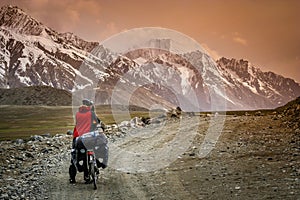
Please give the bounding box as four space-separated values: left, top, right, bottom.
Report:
89 162 97 190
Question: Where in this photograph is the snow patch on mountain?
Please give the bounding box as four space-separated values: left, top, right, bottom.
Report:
1 5 300 110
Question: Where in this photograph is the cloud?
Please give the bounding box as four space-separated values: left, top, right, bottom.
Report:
233 36 248 46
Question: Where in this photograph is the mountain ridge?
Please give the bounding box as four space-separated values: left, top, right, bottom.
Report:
0 5 99 52
216 57 300 109
0 5 300 110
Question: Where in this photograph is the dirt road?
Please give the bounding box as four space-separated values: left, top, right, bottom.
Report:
44 114 299 200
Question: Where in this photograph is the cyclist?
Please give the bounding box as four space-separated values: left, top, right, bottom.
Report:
69 99 107 184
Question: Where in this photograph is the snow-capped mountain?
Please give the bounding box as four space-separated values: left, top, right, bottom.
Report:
216 58 300 109
92 49 210 110
0 5 101 90
93 46 300 110
1 5 300 111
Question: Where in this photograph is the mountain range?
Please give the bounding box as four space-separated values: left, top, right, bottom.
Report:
0 5 299 110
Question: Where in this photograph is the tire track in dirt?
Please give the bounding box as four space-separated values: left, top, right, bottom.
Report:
45 116 207 199
109 117 203 173
43 114 300 199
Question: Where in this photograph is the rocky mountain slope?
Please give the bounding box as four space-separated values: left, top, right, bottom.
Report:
0 5 299 110
0 85 71 105
276 96 300 130
216 58 300 109
0 5 99 90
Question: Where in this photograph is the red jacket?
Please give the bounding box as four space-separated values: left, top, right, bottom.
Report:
73 105 99 138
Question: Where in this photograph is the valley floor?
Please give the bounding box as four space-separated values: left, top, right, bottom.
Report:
0 113 299 199
43 114 299 200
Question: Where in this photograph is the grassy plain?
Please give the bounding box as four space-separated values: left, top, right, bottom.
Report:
0 104 275 141
0 105 153 140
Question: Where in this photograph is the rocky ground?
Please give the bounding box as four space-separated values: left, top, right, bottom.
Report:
0 102 299 199
0 134 70 199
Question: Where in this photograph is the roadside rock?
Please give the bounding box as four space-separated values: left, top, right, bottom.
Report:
277 96 300 130
130 117 145 128
0 134 71 200
167 106 182 118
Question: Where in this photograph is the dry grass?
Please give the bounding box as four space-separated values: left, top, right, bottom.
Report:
1 104 274 141
0 105 156 140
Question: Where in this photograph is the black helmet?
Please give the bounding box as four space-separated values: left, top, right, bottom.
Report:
82 98 93 106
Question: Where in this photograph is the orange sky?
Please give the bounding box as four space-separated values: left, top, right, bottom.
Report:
1 0 299 82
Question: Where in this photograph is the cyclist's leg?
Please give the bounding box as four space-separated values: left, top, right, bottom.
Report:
69 144 77 183
69 162 76 183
